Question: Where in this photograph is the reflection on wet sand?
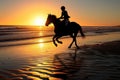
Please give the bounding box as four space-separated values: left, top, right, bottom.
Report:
0 32 120 80
0 47 84 80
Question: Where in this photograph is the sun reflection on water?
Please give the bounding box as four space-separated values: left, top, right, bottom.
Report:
38 39 44 43
39 43 44 48
38 39 44 48
39 32 43 36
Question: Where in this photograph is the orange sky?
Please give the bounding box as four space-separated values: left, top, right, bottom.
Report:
0 0 120 26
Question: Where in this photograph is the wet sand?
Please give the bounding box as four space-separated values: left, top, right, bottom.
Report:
0 32 120 80
0 40 120 80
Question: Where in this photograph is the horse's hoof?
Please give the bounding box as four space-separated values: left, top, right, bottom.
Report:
77 47 80 49
54 44 57 47
68 46 71 48
57 41 63 44
59 41 63 44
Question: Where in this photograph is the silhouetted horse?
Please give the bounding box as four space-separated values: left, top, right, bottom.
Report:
45 14 85 48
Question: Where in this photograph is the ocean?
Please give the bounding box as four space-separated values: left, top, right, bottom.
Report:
0 25 120 47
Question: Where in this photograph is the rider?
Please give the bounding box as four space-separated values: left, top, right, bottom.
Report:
59 6 70 26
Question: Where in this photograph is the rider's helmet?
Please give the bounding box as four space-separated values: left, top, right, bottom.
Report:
61 6 65 10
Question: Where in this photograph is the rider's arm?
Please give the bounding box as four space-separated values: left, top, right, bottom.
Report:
59 12 64 19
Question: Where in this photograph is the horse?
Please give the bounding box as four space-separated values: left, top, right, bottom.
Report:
45 14 85 48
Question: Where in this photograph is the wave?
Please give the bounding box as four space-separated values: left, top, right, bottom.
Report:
0 40 52 47
0 25 120 47
0 35 53 42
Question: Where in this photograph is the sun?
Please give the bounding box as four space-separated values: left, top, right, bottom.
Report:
33 16 45 26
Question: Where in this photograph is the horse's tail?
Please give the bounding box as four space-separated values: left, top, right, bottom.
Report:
79 25 85 38
71 22 85 38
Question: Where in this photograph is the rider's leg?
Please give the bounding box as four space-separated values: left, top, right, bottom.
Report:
65 19 69 26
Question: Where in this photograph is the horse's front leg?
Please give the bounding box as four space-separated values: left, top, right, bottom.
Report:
56 36 63 44
53 35 57 47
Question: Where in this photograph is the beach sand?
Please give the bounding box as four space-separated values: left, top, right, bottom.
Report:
0 32 120 80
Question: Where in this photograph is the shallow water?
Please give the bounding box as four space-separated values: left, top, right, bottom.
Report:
0 29 120 80
0 26 120 69
0 32 120 69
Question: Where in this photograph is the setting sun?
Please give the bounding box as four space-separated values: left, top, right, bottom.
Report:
33 16 46 26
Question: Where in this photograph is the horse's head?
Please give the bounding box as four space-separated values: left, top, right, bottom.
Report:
45 14 57 26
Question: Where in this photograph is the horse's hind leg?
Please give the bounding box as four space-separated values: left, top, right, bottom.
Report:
68 33 79 48
53 35 57 47
74 33 79 49
68 35 74 48
68 39 74 48
56 36 63 44
74 37 79 49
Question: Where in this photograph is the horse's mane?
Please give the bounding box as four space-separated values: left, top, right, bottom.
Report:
50 14 60 22
51 14 56 18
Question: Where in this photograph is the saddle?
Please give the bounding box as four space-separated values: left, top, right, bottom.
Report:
58 20 71 35
61 20 70 27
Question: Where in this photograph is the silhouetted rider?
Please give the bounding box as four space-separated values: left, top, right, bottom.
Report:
59 6 70 26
